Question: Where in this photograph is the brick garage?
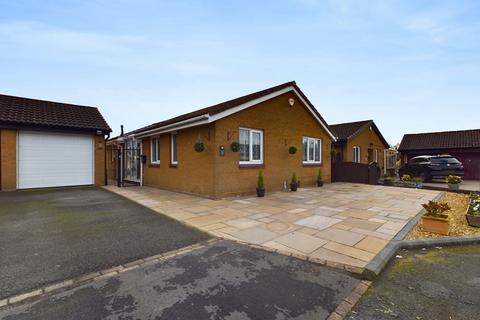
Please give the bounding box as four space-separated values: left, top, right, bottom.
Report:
0 94 111 190
399 129 480 180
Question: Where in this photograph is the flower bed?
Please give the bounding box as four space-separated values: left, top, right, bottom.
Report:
466 193 480 227
406 192 480 239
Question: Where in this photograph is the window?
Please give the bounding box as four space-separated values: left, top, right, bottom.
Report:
239 128 263 164
374 149 379 163
302 137 322 164
150 137 160 164
171 133 178 165
353 146 361 163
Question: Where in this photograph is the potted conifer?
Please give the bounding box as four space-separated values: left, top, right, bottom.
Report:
317 169 323 187
256 170 265 197
290 173 298 191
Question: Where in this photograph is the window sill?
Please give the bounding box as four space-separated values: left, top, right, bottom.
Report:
169 163 178 168
149 163 160 168
239 163 264 169
302 162 323 167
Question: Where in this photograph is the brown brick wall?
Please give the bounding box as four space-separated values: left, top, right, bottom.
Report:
142 124 216 196
0 129 17 190
213 91 333 198
94 134 106 186
344 127 387 168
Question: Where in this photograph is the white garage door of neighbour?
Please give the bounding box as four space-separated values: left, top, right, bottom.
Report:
18 131 94 189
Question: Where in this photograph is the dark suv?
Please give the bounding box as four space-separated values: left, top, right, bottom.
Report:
399 155 464 181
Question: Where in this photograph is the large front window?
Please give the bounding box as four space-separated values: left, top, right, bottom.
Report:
239 128 263 164
303 137 321 164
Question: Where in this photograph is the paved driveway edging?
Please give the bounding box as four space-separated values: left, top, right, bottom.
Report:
0 239 217 310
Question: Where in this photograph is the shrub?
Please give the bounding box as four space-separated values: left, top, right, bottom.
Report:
291 172 297 184
401 174 412 182
317 169 323 182
257 171 265 190
422 201 450 219
446 175 462 184
412 177 423 183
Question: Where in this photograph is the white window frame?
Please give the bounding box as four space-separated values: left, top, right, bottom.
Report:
353 146 361 163
374 149 379 163
239 127 264 165
150 137 160 164
171 133 178 165
302 136 322 164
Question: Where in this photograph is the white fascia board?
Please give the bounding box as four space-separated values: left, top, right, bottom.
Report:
134 114 209 138
208 86 337 140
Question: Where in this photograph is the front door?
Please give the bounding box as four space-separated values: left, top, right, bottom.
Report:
124 139 141 182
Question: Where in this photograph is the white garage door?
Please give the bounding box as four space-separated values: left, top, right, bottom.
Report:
18 131 94 189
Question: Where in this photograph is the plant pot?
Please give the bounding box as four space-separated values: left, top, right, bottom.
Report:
384 179 394 186
466 214 480 228
415 182 423 188
256 188 265 197
290 183 298 192
317 181 324 187
448 183 460 191
421 215 449 235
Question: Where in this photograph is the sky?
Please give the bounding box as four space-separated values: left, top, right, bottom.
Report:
0 0 479 144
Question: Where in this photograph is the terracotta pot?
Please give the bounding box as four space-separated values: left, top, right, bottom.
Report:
466 214 480 228
256 188 265 197
421 215 449 235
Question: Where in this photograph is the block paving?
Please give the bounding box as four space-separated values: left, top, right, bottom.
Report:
105 183 439 271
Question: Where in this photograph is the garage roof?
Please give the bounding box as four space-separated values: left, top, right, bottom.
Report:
0 94 111 133
399 129 480 151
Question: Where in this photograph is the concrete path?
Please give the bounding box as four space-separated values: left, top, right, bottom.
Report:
0 240 360 320
0 187 209 300
105 183 439 272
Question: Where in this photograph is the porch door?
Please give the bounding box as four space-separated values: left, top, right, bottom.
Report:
124 139 141 182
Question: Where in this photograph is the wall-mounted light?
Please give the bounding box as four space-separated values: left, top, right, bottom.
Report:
288 98 295 107
219 145 225 157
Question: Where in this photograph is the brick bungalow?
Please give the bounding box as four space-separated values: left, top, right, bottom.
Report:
330 120 390 170
399 129 480 180
0 94 111 190
107 81 337 198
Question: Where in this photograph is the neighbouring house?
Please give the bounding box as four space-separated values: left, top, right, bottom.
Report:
399 129 480 180
107 81 337 198
0 94 111 190
330 120 390 170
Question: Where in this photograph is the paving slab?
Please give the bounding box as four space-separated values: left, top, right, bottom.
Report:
105 183 439 272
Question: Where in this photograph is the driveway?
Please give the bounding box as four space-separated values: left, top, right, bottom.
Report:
106 183 439 271
0 187 210 300
0 240 360 320
348 245 480 320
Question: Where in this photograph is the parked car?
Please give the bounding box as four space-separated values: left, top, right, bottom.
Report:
399 155 464 182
